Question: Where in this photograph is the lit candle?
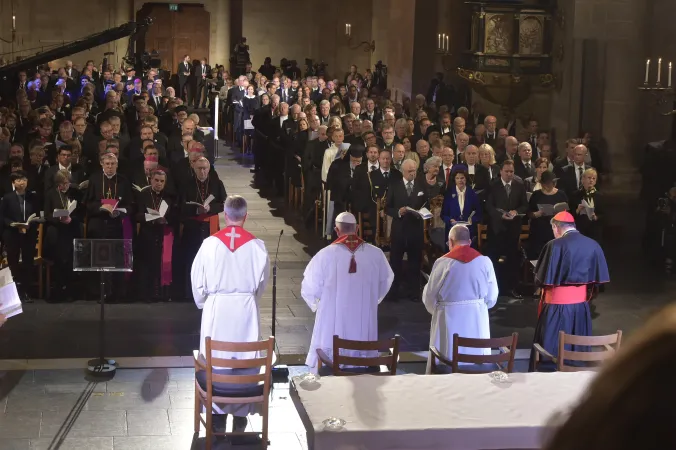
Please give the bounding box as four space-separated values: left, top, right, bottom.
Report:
670 62 673 88
442 34 446 51
645 59 650 84
348 24 352 36
657 58 662 84
438 34 441 50
12 15 15 30
445 35 449 52
345 23 349 36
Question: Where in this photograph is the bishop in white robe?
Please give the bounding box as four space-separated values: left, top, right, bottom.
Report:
191 196 269 417
301 212 393 372
422 225 498 372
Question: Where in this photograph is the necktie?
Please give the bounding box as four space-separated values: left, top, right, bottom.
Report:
406 181 413 196
526 162 530 172
445 167 450 187
578 166 584 189
505 183 511 198
371 165 377 172
384 172 389 180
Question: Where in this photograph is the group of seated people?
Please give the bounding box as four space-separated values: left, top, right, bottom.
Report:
0 62 227 303
232 67 604 299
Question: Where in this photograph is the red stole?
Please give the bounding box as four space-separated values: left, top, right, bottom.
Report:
213 225 256 252
332 234 365 273
443 245 481 263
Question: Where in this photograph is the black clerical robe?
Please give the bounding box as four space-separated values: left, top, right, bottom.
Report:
135 189 178 300
84 172 133 239
179 175 227 298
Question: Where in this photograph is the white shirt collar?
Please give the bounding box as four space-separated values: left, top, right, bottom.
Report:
59 163 71 171
380 168 389 175
502 178 511 187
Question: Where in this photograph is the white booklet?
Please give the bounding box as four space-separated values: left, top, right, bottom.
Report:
406 206 433 220
581 200 595 219
537 202 569 216
186 194 215 208
145 200 169 222
0 268 22 319
53 200 77 218
10 213 43 227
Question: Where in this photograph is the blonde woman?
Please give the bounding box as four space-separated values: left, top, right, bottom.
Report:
478 143 500 181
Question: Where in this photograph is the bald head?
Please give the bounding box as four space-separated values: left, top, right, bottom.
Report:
449 224 471 247
506 136 518 155
401 159 417 181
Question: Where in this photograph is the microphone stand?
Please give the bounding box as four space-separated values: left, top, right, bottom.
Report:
271 229 289 378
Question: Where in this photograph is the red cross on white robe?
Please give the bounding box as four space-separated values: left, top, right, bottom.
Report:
214 226 255 252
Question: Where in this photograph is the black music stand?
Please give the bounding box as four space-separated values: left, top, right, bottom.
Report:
74 239 133 375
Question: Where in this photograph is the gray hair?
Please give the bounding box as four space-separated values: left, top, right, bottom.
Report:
518 142 532 152
424 156 442 172
224 195 248 222
319 99 330 107
336 221 357 235
449 224 471 244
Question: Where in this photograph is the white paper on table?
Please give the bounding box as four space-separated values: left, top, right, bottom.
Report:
0 282 22 318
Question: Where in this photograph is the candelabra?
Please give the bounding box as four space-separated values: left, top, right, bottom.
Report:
344 23 376 53
0 14 16 44
639 58 676 115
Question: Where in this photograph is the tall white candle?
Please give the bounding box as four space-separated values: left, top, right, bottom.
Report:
645 59 650 84
438 34 441 50
658 58 662 84
12 15 15 30
345 23 349 36
445 35 449 52
669 62 673 88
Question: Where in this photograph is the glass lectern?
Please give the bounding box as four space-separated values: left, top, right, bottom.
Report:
74 239 133 375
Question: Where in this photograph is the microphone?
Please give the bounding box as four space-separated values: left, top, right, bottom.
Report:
271 229 289 377
274 229 283 268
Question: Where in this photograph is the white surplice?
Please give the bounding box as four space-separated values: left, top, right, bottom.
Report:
191 228 269 415
422 252 498 370
301 240 393 372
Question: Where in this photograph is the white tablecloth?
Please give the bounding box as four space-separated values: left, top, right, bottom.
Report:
292 372 594 450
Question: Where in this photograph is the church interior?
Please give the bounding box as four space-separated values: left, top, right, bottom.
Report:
0 0 675 448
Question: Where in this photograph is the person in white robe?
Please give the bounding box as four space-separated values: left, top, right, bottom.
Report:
301 212 393 373
422 224 498 372
191 195 270 429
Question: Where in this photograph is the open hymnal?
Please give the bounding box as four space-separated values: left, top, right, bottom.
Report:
497 208 525 218
244 119 254 130
10 213 43 228
454 211 476 226
406 206 433 220
537 202 569 216
581 199 595 220
132 184 151 193
73 180 89 190
186 194 215 208
0 267 22 319
53 200 77 218
145 200 169 222
100 199 127 215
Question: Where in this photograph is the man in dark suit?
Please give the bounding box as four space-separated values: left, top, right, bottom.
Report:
386 159 430 301
483 115 498 149
462 145 490 192
514 142 536 180
560 144 590 198
193 58 211 108
353 148 402 243
327 147 364 236
485 160 529 298
438 147 455 188
360 98 380 130
149 82 164 116
177 55 191 102
43 145 86 194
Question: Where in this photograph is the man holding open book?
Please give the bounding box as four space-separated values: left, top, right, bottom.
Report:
386 159 430 301
0 171 41 301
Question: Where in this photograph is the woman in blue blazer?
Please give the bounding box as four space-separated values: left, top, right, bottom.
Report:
441 166 483 248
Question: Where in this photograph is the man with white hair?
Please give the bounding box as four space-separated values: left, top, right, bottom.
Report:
301 212 393 373
191 194 270 434
422 224 498 372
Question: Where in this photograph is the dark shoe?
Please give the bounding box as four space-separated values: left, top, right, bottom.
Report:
211 414 227 433
510 290 523 299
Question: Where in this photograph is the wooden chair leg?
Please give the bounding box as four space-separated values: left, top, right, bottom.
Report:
194 386 200 433
38 264 43 299
261 407 269 450
288 183 294 207
205 406 213 450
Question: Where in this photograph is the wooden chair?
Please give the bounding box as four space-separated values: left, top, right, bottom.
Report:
193 336 275 450
532 330 622 372
428 333 518 374
317 334 400 376
477 223 488 250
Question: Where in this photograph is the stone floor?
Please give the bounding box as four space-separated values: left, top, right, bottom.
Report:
0 143 674 365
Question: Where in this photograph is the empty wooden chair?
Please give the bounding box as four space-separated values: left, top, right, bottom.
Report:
317 334 400 376
532 330 622 372
193 336 275 450
428 333 518 374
